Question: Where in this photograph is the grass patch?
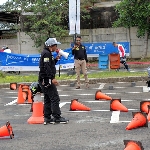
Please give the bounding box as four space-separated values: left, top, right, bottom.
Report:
0 70 147 84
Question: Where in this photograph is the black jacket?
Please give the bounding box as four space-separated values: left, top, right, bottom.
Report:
39 48 58 80
72 44 88 62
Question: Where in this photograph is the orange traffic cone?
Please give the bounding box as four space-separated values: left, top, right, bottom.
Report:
95 90 112 100
27 101 44 124
27 89 33 104
30 102 33 112
70 99 91 111
126 112 148 130
124 140 144 150
22 91 28 101
147 105 150 121
10 83 17 90
17 85 25 104
22 85 29 92
0 121 14 139
140 101 150 114
110 99 128 112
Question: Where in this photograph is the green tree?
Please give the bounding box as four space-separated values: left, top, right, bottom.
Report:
2 0 93 48
113 0 150 58
2 0 69 48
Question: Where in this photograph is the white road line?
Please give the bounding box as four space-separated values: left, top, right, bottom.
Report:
68 111 91 112
4 99 69 108
68 108 138 112
1 88 10 89
98 83 105 89
92 88 101 90
57 89 62 91
110 111 131 123
105 93 120 94
128 109 138 110
136 86 146 87
126 92 142 93
143 86 149 92
5 97 18 99
85 100 134 103
110 121 131 123
121 100 134 101
85 101 108 103
5 91 18 93
92 110 110 112
77 94 94 96
59 102 66 108
59 95 70 96
14 114 30 117
115 87 125 88
4 99 17 106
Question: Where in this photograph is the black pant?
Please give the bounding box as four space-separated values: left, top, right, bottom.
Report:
39 81 61 119
120 57 129 70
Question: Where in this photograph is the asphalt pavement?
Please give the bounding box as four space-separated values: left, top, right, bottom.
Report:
0 79 150 149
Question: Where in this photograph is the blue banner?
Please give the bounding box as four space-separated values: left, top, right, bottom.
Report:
0 42 130 71
71 42 130 56
0 49 74 71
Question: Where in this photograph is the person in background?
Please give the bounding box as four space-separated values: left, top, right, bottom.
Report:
1 46 11 53
38 37 69 125
72 35 89 89
113 42 130 71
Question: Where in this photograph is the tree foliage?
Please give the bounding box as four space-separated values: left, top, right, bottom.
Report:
1 0 93 48
113 0 150 37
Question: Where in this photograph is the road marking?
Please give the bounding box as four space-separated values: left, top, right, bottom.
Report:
4 99 69 108
77 94 94 96
14 114 30 117
59 85 68 86
68 108 138 112
59 95 70 96
5 97 18 99
105 93 120 94
110 111 131 123
128 109 138 110
136 86 146 87
4 99 17 106
143 86 149 92
5 91 18 93
73 89 82 91
115 87 125 88
59 102 70 108
121 100 134 101
85 100 134 102
85 101 108 103
98 83 105 89
92 88 102 89
126 92 142 93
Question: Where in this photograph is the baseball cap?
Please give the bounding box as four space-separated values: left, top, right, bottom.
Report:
45 38 61 47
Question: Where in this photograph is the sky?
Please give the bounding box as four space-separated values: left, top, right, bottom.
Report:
0 0 7 5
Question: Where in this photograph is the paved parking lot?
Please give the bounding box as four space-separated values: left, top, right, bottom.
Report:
0 81 150 150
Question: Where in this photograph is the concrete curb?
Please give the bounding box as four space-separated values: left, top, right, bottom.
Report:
0 76 148 89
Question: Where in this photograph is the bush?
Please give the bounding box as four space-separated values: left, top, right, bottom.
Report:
0 71 6 78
